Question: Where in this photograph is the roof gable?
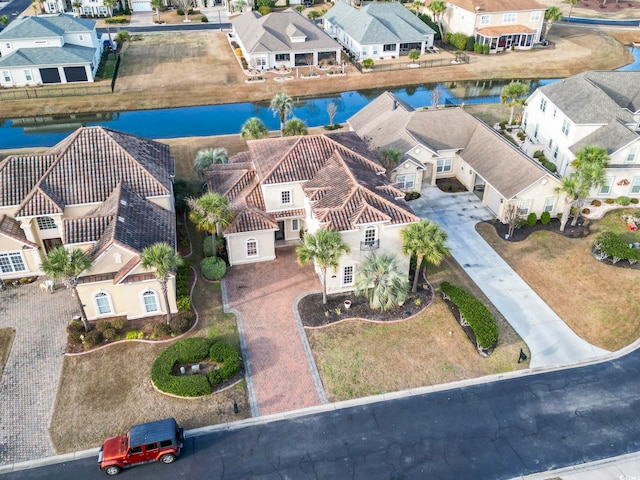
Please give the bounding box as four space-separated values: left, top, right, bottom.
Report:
0 215 38 249
0 14 95 40
0 154 57 208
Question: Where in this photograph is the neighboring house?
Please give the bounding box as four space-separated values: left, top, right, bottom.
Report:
522 71 640 199
0 14 101 87
349 92 565 221
0 126 178 321
324 1 435 60
231 8 341 70
206 132 419 294
441 0 545 53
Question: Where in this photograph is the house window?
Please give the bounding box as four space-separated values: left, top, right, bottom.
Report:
502 12 517 24
24 69 33 82
256 57 266 67
552 108 556 118
94 291 113 315
631 176 640 194
37 216 57 230
364 226 376 246
4 43 11 50
544 197 555 212
79 34 84 41
275 53 290 62
533 124 539 139
246 238 258 257
599 177 613 195
342 265 354 286
561 119 570 136
553 145 559 160
2 71 11 83
396 173 415 189
530 11 541 22
83 6 92 15
436 158 452 173
142 290 159 313
383 44 395 52
281 190 292 205
97 5 108 14
518 200 532 216
480 14 490 25
539 97 546 112
547 138 553 150
291 219 299 231
0 252 27 273
626 147 638 163
362 47 368 56
373 46 378 55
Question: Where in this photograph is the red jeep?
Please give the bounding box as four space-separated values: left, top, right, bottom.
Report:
98 418 184 476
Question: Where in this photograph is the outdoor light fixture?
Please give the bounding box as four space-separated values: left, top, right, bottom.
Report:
518 349 528 363
233 400 239 414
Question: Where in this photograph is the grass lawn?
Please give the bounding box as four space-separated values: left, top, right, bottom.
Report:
0 328 16 381
594 207 640 244
476 211 640 352
307 257 529 402
49 219 249 454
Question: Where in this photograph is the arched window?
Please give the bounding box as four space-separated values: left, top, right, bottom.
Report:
94 291 113 315
142 290 159 313
246 238 258 257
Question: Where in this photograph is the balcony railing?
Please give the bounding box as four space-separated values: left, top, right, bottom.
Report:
360 239 379 251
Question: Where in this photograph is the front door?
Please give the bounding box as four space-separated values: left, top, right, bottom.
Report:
43 238 63 253
275 221 285 241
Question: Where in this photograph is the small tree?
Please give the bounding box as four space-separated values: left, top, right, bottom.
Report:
566 0 579 20
500 81 529 125
431 86 442 108
362 58 374 69
379 148 403 174
175 0 193 21
283 118 308 136
150 0 162 22
502 201 520 238
194 147 228 177
187 192 234 236
270 92 294 137
103 0 116 16
355 253 409 311
115 30 130 47
327 102 337 127
400 220 450 293
427 0 446 34
241 117 268 140
543 6 563 39
140 243 183 325
408 49 420 62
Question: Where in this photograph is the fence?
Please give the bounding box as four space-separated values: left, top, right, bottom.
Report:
350 52 470 73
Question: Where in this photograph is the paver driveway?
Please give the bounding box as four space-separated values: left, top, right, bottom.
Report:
0 281 78 465
223 247 326 417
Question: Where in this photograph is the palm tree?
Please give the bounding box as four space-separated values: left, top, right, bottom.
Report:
194 147 228 177
500 81 529 125
544 7 563 39
296 229 350 305
401 220 451 293
379 148 403 174
427 0 446 35
150 0 162 22
187 192 234 236
556 173 583 232
567 0 579 20
283 118 308 136
569 146 609 226
270 92 294 137
141 243 183 324
71 1 81 15
355 252 409 311
241 117 268 140
103 0 116 16
40 247 93 331
0 15 8 27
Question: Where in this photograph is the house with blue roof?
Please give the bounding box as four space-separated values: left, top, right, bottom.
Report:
324 1 435 61
0 14 102 87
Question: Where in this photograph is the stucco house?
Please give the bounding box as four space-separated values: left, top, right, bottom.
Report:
206 132 419 294
441 0 545 53
349 92 565 222
0 14 102 87
0 126 178 321
231 8 341 70
522 71 640 199
324 1 435 60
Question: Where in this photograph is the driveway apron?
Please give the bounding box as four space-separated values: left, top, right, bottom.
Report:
0 282 78 465
223 247 326 416
411 187 608 369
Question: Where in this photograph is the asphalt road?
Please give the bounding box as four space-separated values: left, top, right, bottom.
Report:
5 348 640 479
0 0 31 20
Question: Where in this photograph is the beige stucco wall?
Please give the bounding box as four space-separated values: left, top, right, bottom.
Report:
391 160 424 193
226 230 276 266
261 182 305 213
0 234 41 280
443 5 544 38
90 244 138 275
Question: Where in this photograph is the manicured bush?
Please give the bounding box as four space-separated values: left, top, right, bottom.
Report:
465 36 475 51
307 10 321 19
203 235 215 257
111 316 126 332
591 199 602 207
540 211 551 225
632 198 639 204
96 320 112 333
582 208 591 215
201 257 226 280
605 198 615 204
170 314 192 334
126 331 139 340
234 47 242 57
105 16 128 24
595 232 640 263
102 328 118 341
201 14 208 22
258 6 271 14
542 161 557 173
617 196 631 206
482 43 489 54
440 282 498 349
83 330 103 349
474 43 481 53
177 296 191 312
153 322 172 337
532 150 544 159
209 342 241 382
68 331 82 346
362 58 374 69
526 212 537 227
67 320 84 335
404 191 421 201
447 32 468 50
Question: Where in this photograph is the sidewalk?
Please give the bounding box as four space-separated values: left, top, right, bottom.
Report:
410 187 608 369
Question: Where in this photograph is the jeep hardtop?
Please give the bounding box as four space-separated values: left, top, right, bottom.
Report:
98 418 184 476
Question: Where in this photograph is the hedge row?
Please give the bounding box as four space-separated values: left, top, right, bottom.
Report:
595 232 640 262
440 282 498 349
208 342 241 385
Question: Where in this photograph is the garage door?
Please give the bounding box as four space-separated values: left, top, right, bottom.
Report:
64 66 88 82
131 0 152 11
39 68 61 84
485 185 502 217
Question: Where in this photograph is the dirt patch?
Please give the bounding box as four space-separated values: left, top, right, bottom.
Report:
0 328 16 381
436 177 467 193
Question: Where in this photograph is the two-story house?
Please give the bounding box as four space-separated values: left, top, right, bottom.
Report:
522 71 640 199
0 14 102 87
349 92 565 222
0 126 179 322
441 0 545 53
206 132 419 295
324 1 435 61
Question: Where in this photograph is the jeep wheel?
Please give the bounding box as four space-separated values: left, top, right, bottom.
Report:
161 454 176 464
104 465 121 476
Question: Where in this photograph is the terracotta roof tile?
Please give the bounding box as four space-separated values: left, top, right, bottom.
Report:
15 182 65 217
113 255 141 285
63 215 113 245
271 208 306 219
0 155 57 208
0 215 38 248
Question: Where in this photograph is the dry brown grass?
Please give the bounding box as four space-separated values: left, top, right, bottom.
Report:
307 257 529 402
0 328 16 381
49 222 249 454
476 219 640 352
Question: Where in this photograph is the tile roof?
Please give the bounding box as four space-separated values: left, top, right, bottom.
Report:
324 1 435 44
0 215 38 248
569 118 639 156
446 0 543 13
232 8 340 55
0 14 95 40
477 25 536 36
0 154 58 208
63 215 113 245
0 44 97 68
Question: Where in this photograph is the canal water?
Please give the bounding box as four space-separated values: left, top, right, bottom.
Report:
0 47 638 149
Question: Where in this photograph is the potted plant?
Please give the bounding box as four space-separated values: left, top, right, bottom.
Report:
344 300 351 309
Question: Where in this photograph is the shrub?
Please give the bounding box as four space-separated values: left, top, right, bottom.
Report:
176 263 190 298
526 212 537 227
126 331 139 340
201 14 208 22
240 57 248 70
440 282 498 349
115 30 130 45
95 320 112 333
582 208 591 215
258 5 271 14
201 257 226 280
362 58 374 69
532 150 544 159
68 331 82 346
151 337 215 397
67 320 84 335
176 7 194 15
540 211 551 225
595 231 640 262
474 43 481 53
308 10 321 19
153 322 172 336
465 36 475 51
170 315 192 335
105 16 128 24
83 330 103 349
111 316 126 332
443 32 451 44
102 327 119 341
617 196 631 206
632 198 639 204
209 342 241 382
591 199 602 207
234 47 243 57
517 131 526 140
177 296 192 312
499 120 507 130
203 235 215 257
482 43 490 54
542 161 557 173
605 198 615 204
404 191 421 201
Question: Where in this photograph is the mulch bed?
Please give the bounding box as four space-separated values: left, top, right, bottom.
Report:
298 279 433 328
483 217 588 242
436 177 467 193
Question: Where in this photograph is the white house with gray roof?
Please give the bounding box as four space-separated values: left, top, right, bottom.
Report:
231 9 341 70
522 71 640 199
324 1 435 61
349 92 565 221
0 14 101 87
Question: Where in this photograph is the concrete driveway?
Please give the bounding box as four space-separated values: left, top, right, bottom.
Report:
410 187 608 369
0 281 78 465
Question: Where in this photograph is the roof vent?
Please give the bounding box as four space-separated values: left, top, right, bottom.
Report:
117 216 125 223
120 199 127 206
376 171 385 175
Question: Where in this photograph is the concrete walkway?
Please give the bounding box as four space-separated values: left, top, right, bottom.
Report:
410 187 608 369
